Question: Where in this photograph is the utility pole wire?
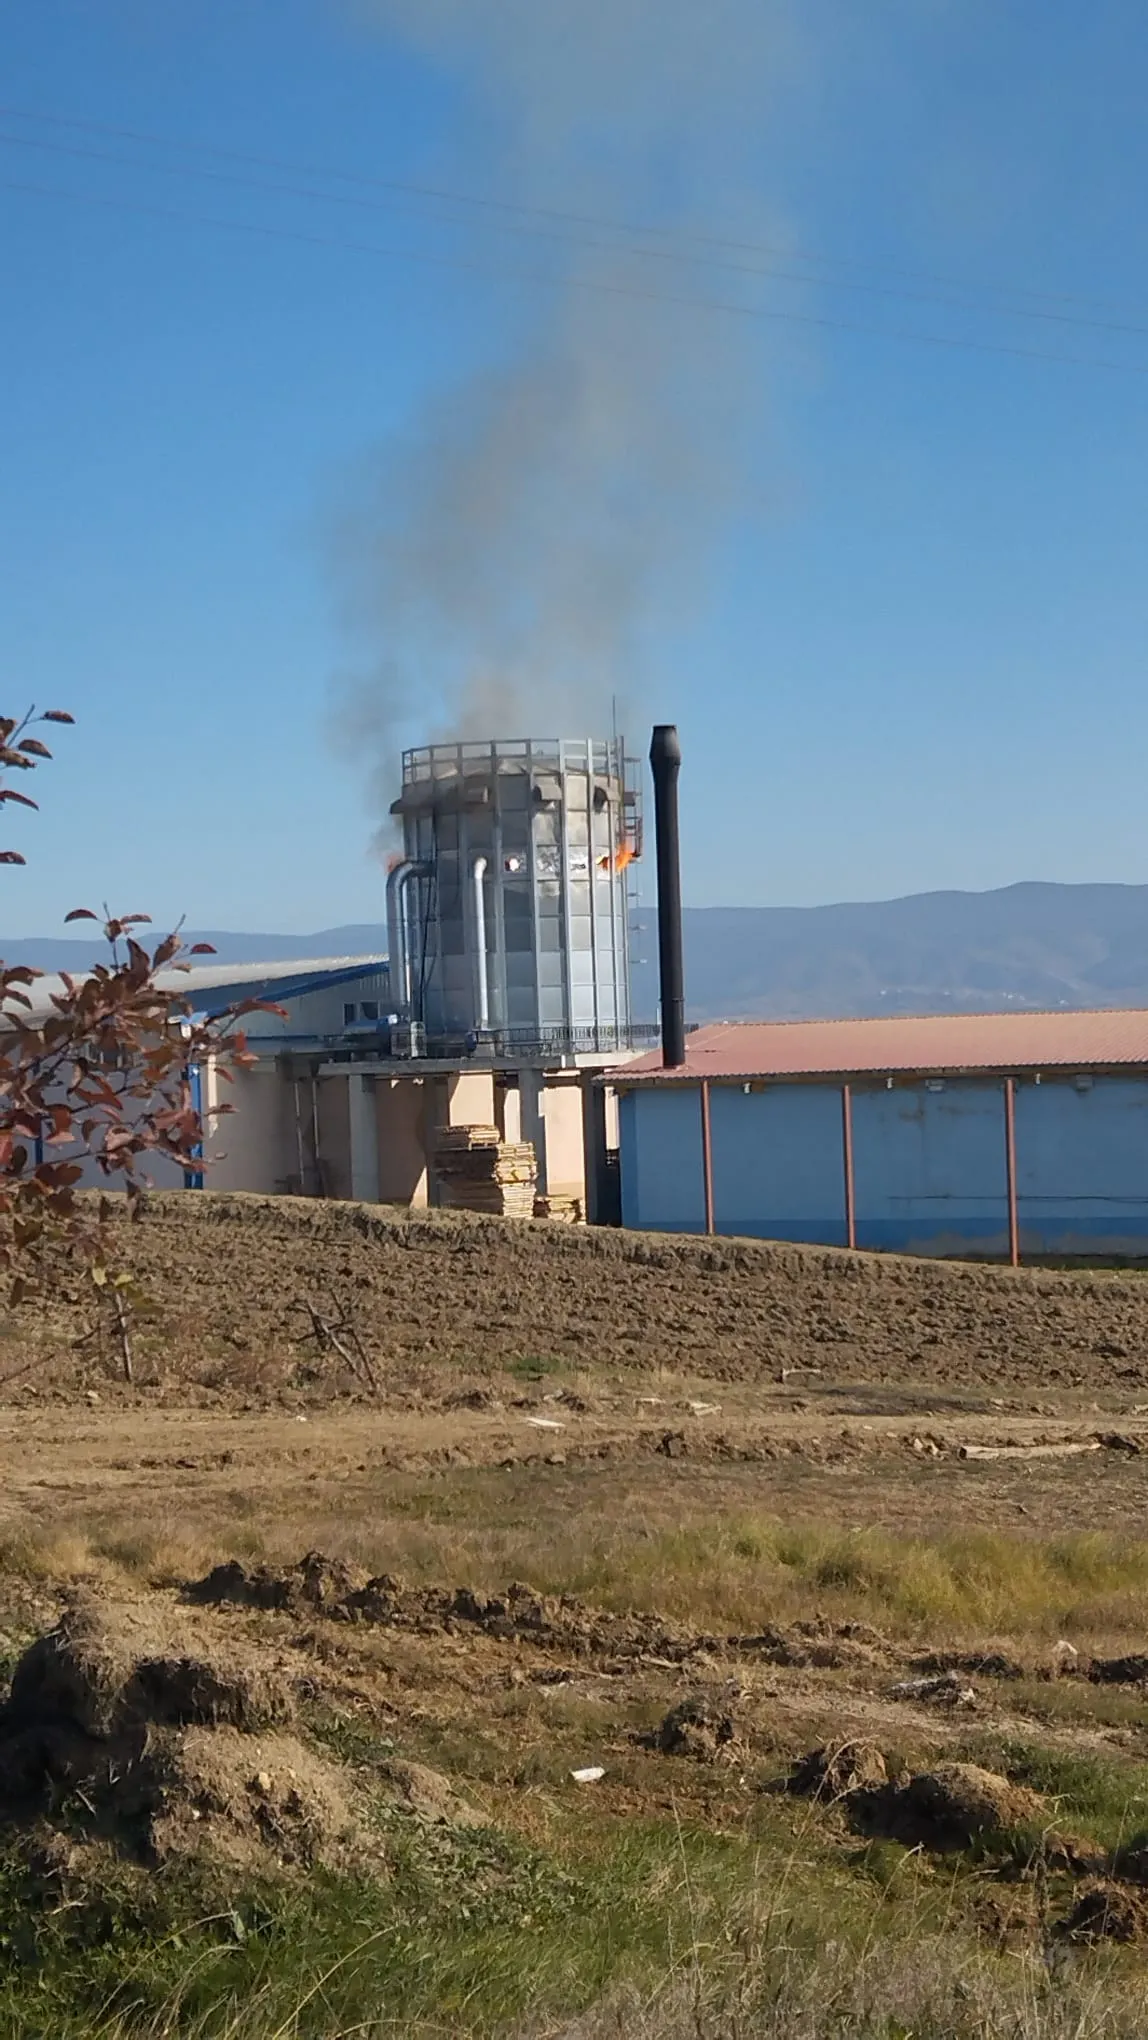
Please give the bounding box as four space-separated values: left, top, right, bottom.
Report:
4 174 1148 381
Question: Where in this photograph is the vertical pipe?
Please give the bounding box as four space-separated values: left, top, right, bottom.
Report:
1004 1076 1020 1267
385 859 413 1015
472 855 490 1031
700 1079 715 1236
649 725 686 1068
841 1082 856 1250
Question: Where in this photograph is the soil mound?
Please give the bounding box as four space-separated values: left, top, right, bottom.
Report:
0 1597 373 1880
186 1551 369 1617
734 1619 891 1671
379 1759 485 1827
793 1747 1046 1854
188 1559 711 1663
908 1649 1025 1682
649 1694 741 1762
6 1594 292 1740
190 1554 896 1680
1061 1880 1148 1943
787 1741 889 1801
892 1763 1045 1848
1088 1653 1148 1687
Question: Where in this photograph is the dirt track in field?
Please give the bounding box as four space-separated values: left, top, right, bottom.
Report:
6 1192 1148 1413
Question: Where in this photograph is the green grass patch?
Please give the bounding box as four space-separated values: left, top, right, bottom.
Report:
964 1739 1148 1849
503 1352 570 1381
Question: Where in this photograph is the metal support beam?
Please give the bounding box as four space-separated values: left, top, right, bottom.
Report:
700 1079 715 1236
1004 1076 1020 1267
841 1083 856 1250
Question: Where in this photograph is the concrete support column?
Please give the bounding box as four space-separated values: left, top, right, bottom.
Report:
348 1073 380 1203
518 1067 548 1193
498 1079 523 1145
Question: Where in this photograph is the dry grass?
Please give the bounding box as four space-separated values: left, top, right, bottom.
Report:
11 1506 1148 1655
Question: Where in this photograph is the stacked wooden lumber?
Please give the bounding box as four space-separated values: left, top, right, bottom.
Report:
433 1125 537 1218
533 1192 584 1224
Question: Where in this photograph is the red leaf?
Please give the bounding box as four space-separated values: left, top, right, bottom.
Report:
17 738 52 759
42 710 75 724
189 943 217 956
0 790 38 810
0 852 26 866
120 915 153 927
65 909 99 923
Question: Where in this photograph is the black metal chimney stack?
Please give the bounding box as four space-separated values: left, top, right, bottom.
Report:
649 724 686 1069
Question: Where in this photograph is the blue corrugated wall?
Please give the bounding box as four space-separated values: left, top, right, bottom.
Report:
852 1083 1009 1256
708 1084 848 1244
619 1086 705 1232
619 1075 1148 1258
1015 1080 1148 1254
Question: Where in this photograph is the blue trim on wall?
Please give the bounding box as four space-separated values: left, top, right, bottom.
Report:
185 1062 204 1190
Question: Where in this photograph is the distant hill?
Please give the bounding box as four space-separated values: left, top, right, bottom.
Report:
6 883 1148 1023
630 882 1148 1020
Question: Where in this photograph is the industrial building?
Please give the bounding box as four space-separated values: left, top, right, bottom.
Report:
39 734 655 1216
616 1011 1148 1260
30 717 1148 1266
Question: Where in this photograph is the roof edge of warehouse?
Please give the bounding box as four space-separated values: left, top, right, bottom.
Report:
8 954 388 1023
617 1007 1148 1082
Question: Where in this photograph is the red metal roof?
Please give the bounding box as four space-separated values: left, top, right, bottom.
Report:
620 1010 1148 1082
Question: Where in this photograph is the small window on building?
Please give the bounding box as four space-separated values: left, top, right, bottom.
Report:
343 1002 356 1025
360 1001 379 1022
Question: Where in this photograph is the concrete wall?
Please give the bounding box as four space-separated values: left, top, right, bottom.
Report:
540 1076 586 1201
375 1079 431 1207
620 1074 1148 1260
444 1070 496 1128
202 1062 295 1194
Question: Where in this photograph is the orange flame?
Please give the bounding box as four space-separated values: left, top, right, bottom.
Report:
597 839 637 875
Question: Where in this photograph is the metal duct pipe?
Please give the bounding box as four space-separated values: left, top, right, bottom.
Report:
649 725 686 1069
385 859 429 1015
385 861 415 1014
471 855 490 1032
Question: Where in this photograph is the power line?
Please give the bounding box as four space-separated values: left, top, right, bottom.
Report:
5 172 1148 381
6 124 1148 347
2 100 1145 329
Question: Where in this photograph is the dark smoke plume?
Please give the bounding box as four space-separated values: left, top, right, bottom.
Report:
330 0 799 835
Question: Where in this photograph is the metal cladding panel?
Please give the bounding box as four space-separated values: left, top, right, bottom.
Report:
850 1082 1009 1256
622 1010 1148 1082
399 736 636 1049
618 1069 1148 1261
619 1086 705 1233
1014 1078 1148 1252
709 1085 844 1240
708 1083 846 1244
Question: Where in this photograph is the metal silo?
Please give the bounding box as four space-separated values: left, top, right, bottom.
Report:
387 736 640 1053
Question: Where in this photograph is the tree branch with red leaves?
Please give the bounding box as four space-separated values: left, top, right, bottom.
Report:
0 709 267 1298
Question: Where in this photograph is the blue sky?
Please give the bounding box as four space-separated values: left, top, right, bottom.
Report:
3 0 1148 934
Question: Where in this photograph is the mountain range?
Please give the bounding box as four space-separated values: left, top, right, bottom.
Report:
6 882 1148 1023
